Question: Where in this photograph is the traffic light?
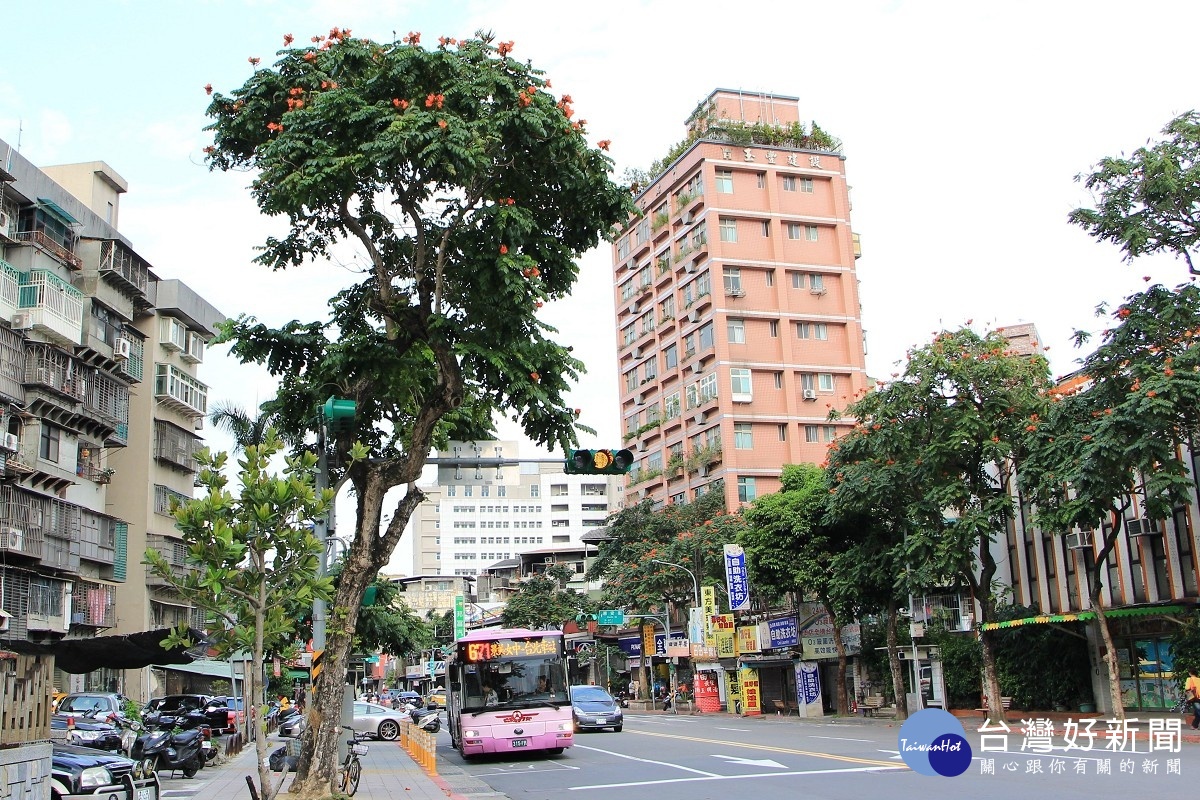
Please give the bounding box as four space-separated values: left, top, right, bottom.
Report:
565 448 634 475
322 396 356 433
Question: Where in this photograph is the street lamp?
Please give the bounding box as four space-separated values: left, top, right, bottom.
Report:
651 559 700 609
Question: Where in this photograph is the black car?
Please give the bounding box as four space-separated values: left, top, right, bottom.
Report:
50 742 160 800
569 685 624 732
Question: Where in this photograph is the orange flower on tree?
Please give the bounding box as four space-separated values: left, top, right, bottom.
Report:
530 372 540 381
248 56 261 66
304 52 317 62
1118 307 1131 318
597 140 611 150
438 119 447 129
204 83 213 95
499 245 508 255
498 40 514 56
283 33 294 46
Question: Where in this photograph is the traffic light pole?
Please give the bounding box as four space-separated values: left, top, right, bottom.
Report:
313 422 331 652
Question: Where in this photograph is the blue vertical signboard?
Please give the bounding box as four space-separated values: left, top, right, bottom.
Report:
723 544 751 611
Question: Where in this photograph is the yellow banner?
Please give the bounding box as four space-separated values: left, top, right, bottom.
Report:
737 625 761 654
702 586 717 646
641 622 656 659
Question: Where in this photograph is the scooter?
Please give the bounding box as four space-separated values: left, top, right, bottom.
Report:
133 725 206 778
615 691 630 709
404 703 441 733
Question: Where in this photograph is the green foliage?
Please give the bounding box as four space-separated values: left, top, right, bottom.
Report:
147 431 334 660
590 492 737 612
925 627 982 709
1168 612 1200 692
827 328 1052 614
501 570 595 630
329 567 433 657
989 606 1093 709
1070 111 1200 274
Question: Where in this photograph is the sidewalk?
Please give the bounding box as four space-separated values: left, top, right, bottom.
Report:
190 733 508 800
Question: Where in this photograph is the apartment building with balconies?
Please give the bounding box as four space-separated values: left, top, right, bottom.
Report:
0 143 222 697
612 89 869 509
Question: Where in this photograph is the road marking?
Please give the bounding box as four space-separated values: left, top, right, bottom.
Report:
572 744 718 776
629 729 900 768
808 735 873 742
716 727 752 732
877 749 903 760
568 765 908 790
712 754 787 769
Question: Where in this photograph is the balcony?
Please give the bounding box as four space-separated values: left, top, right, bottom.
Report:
12 230 83 270
98 240 151 300
0 522 42 559
154 364 207 418
16 270 85 347
24 344 87 404
146 533 193 586
0 259 20 323
71 580 116 628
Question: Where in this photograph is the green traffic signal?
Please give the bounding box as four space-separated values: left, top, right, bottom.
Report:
565 448 634 475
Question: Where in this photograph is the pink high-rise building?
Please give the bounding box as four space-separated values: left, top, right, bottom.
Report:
611 89 868 508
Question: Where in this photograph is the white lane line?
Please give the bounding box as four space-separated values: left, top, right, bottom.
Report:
807 735 873 742
567 765 908 790
572 744 719 777
715 727 752 732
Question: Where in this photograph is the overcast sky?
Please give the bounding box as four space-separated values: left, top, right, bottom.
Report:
2 0 1196 475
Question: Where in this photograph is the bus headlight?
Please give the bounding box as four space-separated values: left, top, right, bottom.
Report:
464 729 479 738
557 722 573 731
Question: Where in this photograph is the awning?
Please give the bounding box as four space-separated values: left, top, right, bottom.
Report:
739 656 796 668
36 198 79 226
1 627 202 673
980 604 1191 632
154 659 244 680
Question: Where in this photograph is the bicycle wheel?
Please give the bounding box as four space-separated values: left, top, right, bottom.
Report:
341 758 361 796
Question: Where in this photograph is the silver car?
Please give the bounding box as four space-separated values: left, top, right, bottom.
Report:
350 702 411 741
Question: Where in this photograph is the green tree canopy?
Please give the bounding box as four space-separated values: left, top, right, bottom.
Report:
202 29 632 793
1070 111 1200 274
500 564 596 630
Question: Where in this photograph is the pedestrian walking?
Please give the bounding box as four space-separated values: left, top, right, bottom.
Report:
1186 667 1200 730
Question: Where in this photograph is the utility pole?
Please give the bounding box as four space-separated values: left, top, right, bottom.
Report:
313 398 356 653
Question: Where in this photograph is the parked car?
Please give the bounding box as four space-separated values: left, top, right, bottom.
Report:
278 709 307 738
395 691 421 706
569 685 623 732
50 713 127 753
50 742 160 800
56 692 128 720
350 701 409 741
425 688 447 709
203 696 245 732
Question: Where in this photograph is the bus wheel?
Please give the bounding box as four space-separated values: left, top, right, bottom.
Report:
548 748 564 755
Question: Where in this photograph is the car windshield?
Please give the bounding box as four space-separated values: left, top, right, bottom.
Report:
571 687 613 702
58 695 110 714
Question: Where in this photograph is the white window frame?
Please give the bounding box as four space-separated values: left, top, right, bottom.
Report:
818 373 834 391
719 217 738 242
787 222 802 240
734 422 753 450
737 476 757 502
723 267 742 294
782 175 797 191
715 169 734 194
806 225 819 242
728 318 746 344
730 368 752 402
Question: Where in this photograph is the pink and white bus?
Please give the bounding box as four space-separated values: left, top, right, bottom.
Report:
446 628 574 758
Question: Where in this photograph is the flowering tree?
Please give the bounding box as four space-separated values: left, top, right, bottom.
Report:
1021 282 1200 717
826 328 1052 721
501 564 596 630
202 28 631 794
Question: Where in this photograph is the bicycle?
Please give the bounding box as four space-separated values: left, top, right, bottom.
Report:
1170 694 1198 716
339 726 368 797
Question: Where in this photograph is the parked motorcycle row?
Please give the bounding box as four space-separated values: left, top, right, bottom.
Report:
53 703 218 780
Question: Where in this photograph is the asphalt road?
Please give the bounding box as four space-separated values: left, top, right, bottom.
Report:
435 712 1197 800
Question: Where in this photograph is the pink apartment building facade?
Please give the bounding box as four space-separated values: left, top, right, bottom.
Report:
611 89 868 509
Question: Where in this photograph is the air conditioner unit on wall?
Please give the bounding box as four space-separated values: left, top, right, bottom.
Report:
0 433 17 452
114 338 132 360
10 313 32 331
802 389 818 401
0 211 9 231
810 287 827 296
1126 518 1160 537
1065 530 1094 549
687 310 700 323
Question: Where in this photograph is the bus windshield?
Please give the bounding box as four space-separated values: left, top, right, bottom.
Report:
460 654 568 710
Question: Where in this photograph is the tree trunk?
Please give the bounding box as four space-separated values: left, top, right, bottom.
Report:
1092 606 1124 719
825 600 849 715
886 603 908 720
292 560 373 796
253 575 277 800
979 628 1004 724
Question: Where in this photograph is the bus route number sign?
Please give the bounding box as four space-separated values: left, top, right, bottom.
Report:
462 639 557 662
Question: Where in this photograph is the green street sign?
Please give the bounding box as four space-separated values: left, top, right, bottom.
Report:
597 609 625 626
454 594 466 641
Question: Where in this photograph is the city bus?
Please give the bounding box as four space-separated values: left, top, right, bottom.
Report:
446 628 574 757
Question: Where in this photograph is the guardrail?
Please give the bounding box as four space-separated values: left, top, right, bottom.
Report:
399 718 437 775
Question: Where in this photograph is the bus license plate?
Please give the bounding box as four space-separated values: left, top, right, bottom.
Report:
511 738 528 748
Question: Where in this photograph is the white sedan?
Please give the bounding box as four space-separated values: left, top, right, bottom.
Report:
350 702 411 741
